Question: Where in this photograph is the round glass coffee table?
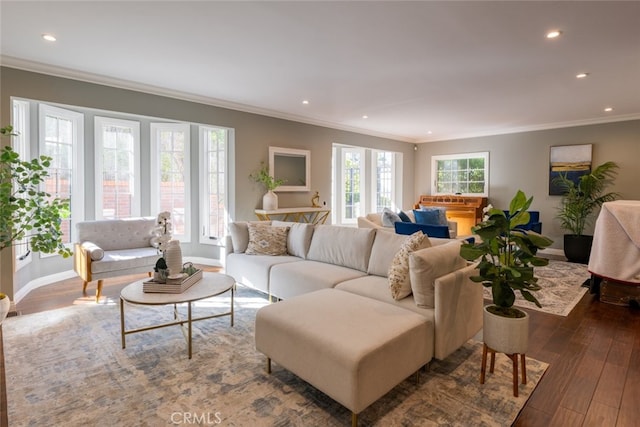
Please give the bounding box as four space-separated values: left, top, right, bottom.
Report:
120 272 235 359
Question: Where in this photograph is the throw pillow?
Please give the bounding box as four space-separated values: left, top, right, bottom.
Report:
414 207 448 226
228 221 272 253
245 223 290 256
398 210 412 223
388 231 432 300
271 220 314 258
81 241 104 261
409 240 467 308
381 207 402 227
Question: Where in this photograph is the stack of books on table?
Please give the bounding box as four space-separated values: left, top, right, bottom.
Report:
143 269 203 293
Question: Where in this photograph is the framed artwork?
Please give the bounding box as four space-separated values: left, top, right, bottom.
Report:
549 144 592 195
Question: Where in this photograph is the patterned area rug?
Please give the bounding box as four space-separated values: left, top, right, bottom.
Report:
3 288 547 426
482 260 590 316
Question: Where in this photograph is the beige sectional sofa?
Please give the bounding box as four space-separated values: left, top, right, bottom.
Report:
225 221 482 361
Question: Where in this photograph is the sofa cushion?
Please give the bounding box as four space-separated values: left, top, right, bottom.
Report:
246 223 289 256
409 240 467 308
271 221 314 258
368 230 412 277
229 221 272 253
335 275 436 321
76 217 155 251
381 208 401 227
90 247 159 274
269 260 367 299
414 207 448 226
388 231 432 300
307 225 375 272
225 252 301 294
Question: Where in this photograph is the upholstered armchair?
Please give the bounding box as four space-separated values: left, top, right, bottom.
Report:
503 210 542 233
74 217 159 302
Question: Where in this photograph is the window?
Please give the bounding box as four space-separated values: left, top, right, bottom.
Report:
333 145 402 225
94 117 140 219
38 104 84 251
150 123 190 242
199 126 231 245
11 99 31 268
431 152 489 197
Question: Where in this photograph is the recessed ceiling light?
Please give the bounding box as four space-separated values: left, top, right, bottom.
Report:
42 33 57 42
362 115 368 119
302 100 309 105
576 73 589 79
604 107 614 112
427 131 433 135
546 30 562 39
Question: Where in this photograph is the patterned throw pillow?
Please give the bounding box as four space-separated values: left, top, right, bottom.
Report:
245 224 289 255
388 231 432 300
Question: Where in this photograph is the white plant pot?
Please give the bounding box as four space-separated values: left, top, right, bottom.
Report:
482 305 529 355
164 240 183 277
263 190 278 210
0 296 10 324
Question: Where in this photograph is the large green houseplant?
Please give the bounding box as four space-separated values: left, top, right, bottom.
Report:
460 190 553 317
460 190 553 358
1 125 73 257
553 161 619 263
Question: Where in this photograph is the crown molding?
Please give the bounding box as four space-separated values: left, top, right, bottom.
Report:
0 56 415 143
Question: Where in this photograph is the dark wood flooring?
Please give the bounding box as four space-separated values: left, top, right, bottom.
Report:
1 269 639 426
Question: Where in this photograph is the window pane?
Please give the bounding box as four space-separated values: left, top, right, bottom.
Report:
432 153 489 196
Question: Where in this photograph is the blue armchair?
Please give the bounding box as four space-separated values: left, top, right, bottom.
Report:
394 221 450 238
503 210 542 233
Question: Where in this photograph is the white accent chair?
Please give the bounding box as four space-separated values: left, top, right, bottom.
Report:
74 217 159 301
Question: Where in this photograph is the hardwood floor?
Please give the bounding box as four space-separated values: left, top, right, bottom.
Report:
1 270 639 426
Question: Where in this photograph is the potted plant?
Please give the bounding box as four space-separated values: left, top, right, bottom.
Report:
460 190 553 355
553 161 619 264
250 161 286 210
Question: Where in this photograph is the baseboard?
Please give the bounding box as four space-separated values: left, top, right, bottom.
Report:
539 248 566 260
13 257 224 303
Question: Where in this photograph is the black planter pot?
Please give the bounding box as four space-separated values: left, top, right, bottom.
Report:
563 234 594 264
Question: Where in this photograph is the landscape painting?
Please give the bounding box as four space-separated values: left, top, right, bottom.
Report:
549 144 592 195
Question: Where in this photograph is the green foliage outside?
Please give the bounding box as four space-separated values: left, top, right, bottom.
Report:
0 125 72 257
460 190 553 317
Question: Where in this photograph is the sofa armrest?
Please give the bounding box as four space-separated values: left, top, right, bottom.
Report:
224 234 234 256
447 220 458 239
357 216 379 229
74 243 93 282
433 263 483 360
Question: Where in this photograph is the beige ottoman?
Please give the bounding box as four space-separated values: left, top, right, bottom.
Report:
255 288 433 426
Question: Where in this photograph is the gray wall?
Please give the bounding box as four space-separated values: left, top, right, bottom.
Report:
414 119 640 249
0 66 415 297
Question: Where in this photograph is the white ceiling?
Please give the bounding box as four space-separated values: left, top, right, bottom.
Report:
1 1 639 143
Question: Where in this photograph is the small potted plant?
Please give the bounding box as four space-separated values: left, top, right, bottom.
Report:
460 190 553 355
250 162 286 210
553 161 619 264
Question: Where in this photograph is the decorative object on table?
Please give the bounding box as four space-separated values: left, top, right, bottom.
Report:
552 161 619 264
250 161 286 211
0 292 10 324
150 211 172 253
182 262 198 276
153 257 168 283
460 190 553 396
0 125 73 292
143 267 203 293
164 240 183 277
311 191 320 207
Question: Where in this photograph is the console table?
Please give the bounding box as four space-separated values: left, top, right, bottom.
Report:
255 206 331 225
414 195 488 236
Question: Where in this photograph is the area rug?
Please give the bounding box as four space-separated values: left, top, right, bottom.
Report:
482 260 590 316
3 288 547 426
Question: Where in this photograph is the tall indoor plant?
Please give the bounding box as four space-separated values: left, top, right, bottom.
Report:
460 190 553 355
553 161 619 263
250 161 286 210
1 125 73 318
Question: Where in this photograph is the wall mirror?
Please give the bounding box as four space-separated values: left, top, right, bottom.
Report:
269 146 311 192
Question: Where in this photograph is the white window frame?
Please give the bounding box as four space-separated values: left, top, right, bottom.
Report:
371 149 402 213
431 152 489 197
38 103 85 257
11 99 32 269
150 122 191 242
94 116 141 219
199 125 232 246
